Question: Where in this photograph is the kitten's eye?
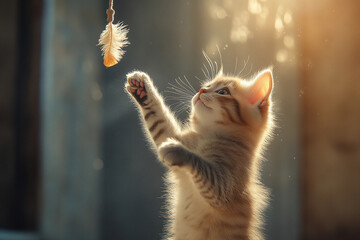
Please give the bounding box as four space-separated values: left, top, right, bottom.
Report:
216 88 230 95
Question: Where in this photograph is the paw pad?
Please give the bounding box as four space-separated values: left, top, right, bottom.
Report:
127 74 148 104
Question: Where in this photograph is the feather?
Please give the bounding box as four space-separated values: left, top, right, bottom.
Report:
98 22 129 67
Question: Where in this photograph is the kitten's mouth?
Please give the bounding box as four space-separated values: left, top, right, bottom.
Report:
195 97 201 105
195 97 211 109
195 94 204 104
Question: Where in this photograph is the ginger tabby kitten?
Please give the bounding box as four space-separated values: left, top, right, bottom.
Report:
125 68 274 240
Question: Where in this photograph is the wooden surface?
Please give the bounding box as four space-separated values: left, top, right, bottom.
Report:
300 1 360 239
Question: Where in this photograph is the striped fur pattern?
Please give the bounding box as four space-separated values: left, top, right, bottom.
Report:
125 69 274 240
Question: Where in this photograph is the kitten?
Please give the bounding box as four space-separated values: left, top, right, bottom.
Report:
125 68 274 240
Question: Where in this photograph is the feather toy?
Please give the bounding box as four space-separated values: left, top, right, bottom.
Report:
98 0 129 67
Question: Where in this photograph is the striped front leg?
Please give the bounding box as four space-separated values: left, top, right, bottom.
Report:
158 139 235 207
125 71 181 148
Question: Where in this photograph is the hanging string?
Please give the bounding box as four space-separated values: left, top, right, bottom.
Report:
106 0 114 23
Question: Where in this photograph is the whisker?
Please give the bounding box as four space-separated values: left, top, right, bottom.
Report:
166 91 193 100
166 94 193 101
168 101 191 108
195 76 207 85
174 79 190 95
176 76 196 94
242 63 253 78
210 53 216 79
166 93 192 101
164 89 192 96
234 56 238 76
214 61 219 76
202 64 211 80
216 45 223 72
237 55 250 77
195 76 202 82
183 76 197 94
167 100 191 113
202 60 211 79
203 50 215 79
169 101 191 115
168 82 193 95
165 96 192 101
165 87 191 96
165 76 194 116
178 105 191 112
171 102 190 109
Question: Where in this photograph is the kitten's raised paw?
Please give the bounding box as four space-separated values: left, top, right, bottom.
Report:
126 71 150 105
158 139 188 168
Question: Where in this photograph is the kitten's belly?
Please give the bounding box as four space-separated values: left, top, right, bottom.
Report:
173 170 213 239
171 171 224 240
171 170 249 240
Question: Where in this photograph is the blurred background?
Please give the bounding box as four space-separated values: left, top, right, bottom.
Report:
1 0 360 239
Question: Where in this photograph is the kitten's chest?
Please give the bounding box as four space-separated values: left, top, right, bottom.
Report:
175 170 210 213
174 171 216 238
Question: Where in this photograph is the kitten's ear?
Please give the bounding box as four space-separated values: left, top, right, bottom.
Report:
246 69 273 106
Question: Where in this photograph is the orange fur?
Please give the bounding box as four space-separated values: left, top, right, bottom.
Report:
125 69 274 240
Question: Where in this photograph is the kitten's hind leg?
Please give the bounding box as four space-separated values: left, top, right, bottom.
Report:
125 71 182 148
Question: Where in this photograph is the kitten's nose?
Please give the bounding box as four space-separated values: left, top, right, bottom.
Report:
196 88 206 104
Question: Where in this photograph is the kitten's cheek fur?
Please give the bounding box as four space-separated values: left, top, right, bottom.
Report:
158 139 187 167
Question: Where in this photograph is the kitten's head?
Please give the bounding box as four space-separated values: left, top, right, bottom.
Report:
190 69 274 138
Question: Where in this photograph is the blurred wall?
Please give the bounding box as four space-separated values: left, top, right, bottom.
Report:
7 0 360 239
40 0 103 239
300 0 360 239
101 1 203 239
101 0 300 240
0 0 42 231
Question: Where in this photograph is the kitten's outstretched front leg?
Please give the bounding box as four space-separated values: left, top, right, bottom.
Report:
158 139 235 207
126 71 181 148
158 138 190 167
